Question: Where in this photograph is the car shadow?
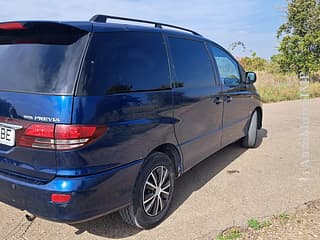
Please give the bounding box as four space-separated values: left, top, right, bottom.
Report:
169 128 268 215
72 128 268 238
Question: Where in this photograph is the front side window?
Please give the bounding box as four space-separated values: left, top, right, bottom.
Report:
168 37 215 88
209 45 241 86
78 32 170 95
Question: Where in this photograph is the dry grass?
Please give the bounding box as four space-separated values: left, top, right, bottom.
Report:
256 72 320 103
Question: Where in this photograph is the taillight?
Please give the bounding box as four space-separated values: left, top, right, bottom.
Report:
17 124 107 150
24 124 54 138
55 125 96 139
0 22 25 30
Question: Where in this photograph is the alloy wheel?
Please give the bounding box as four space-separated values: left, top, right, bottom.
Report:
142 166 171 217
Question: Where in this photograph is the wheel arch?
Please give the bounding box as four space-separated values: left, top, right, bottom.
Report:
148 143 183 178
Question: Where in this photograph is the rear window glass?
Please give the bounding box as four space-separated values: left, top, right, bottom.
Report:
77 32 170 95
0 34 88 95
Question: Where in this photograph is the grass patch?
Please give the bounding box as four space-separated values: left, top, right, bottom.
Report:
310 83 320 98
277 212 290 223
255 71 320 103
247 218 271 230
216 228 242 240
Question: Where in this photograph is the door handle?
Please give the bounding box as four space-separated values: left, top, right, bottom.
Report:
214 96 223 104
224 95 232 103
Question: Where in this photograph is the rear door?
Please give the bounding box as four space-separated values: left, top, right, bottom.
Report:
167 36 223 171
0 22 89 182
208 43 250 146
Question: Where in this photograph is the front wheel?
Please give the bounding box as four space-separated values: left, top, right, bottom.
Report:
119 152 175 229
242 110 258 148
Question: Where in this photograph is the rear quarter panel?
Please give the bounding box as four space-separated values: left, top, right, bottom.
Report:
0 92 73 181
58 91 178 176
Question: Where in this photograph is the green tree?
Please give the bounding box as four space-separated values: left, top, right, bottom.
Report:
277 0 320 75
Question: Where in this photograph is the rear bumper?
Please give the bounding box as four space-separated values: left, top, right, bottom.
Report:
0 160 143 223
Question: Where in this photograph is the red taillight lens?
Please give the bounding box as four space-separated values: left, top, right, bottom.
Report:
51 194 71 203
24 124 54 138
55 125 96 139
18 124 55 149
54 125 106 150
0 22 25 30
17 124 107 150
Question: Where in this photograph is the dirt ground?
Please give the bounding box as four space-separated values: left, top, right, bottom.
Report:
239 199 320 240
0 98 320 240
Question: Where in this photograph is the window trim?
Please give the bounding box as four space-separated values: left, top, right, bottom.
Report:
204 41 222 86
165 35 217 89
74 32 93 96
75 31 172 96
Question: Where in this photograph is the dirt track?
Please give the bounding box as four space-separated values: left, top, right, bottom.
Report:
1 98 319 240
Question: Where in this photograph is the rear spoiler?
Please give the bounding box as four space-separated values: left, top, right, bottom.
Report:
0 21 90 44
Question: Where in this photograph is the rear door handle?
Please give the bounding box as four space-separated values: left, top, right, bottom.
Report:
224 96 232 103
214 96 223 104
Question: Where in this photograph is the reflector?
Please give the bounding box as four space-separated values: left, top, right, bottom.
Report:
51 194 71 203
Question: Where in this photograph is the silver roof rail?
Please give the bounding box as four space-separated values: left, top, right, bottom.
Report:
90 15 202 36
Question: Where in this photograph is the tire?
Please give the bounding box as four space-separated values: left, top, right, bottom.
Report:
119 152 175 229
242 110 258 148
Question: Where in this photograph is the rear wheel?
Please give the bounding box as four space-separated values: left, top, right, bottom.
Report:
119 152 175 229
242 110 258 148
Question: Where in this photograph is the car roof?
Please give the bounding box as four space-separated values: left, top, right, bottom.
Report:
64 21 208 42
0 19 210 43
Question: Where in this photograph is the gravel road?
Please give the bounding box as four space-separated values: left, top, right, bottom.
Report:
1 98 319 240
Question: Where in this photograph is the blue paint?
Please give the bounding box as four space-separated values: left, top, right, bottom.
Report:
0 19 262 223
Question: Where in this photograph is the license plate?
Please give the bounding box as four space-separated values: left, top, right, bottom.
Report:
0 126 15 147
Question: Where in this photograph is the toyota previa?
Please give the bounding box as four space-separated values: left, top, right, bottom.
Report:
0 15 262 229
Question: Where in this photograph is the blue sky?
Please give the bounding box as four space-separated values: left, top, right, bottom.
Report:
0 0 286 59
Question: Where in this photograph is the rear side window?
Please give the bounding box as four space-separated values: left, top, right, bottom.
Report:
168 37 215 88
77 32 170 95
0 23 88 95
209 45 241 85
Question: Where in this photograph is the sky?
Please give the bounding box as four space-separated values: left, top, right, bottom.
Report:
0 0 287 59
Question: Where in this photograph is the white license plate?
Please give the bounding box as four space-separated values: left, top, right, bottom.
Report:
0 126 15 147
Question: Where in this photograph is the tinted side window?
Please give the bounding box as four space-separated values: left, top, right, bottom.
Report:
168 37 215 88
209 45 241 85
78 32 170 95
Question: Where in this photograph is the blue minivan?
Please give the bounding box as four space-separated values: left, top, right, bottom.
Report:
0 15 262 229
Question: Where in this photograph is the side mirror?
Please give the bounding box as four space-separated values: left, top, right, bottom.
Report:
246 72 257 84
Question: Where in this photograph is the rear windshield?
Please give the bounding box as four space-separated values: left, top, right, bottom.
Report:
77 31 170 95
0 33 88 95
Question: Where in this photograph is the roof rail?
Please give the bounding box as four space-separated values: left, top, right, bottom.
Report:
90 15 202 36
